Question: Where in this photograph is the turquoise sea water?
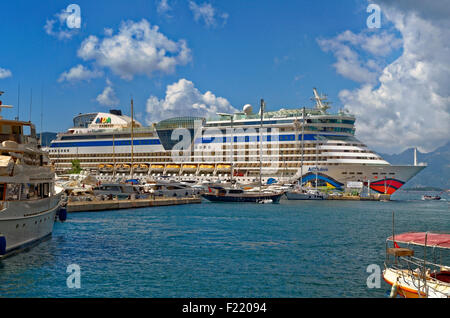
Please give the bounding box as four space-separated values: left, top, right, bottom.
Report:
0 191 448 298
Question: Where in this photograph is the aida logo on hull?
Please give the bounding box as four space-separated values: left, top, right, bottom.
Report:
95 117 111 124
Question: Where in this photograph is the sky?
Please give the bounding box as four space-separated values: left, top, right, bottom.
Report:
0 0 449 154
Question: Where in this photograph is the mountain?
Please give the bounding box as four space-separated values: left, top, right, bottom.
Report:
38 132 57 147
379 142 450 189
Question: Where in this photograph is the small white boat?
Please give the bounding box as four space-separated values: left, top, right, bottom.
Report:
422 195 441 201
257 199 273 204
286 188 327 200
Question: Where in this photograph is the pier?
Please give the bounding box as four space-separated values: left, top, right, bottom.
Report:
327 194 391 201
66 196 202 213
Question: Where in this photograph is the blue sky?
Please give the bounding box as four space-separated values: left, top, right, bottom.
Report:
0 1 402 138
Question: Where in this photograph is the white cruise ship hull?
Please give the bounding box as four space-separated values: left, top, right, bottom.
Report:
0 194 62 258
294 164 426 195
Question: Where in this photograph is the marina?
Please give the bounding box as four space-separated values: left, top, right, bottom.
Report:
66 196 201 213
0 85 447 299
0 1 448 303
0 190 447 297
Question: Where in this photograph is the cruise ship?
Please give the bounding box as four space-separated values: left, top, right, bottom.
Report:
48 89 425 195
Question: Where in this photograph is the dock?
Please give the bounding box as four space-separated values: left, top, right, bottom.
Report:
327 194 391 201
66 196 202 213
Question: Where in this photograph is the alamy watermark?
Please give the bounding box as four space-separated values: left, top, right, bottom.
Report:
366 264 381 289
66 4 81 29
66 264 81 289
366 3 381 29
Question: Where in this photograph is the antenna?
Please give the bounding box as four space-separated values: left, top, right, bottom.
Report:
40 86 44 145
312 88 330 113
29 88 32 122
130 96 134 180
16 83 20 120
259 98 264 194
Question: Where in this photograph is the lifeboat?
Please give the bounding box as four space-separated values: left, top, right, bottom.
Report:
133 164 149 172
99 164 113 172
135 164 149 172
199 164 215 171
216 164 231 171
182 164 197 171
151 164 164 171
116 164 131 172
165 164 181 171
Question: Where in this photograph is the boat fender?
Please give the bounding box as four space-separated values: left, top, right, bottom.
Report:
58 207 67 222
0 235 6 255
389 280 399 298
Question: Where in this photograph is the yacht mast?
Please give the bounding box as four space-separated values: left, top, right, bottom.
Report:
300 107 305 188
315 142 318 191
112 132 116 180
259 99 264 194
230 115 234 185
130 98 134 180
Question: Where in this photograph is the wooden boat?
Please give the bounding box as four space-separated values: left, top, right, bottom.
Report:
383 232 450 298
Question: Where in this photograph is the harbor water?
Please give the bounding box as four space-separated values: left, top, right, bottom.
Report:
0 191 448 298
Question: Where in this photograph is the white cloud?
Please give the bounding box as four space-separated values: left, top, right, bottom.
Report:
317 30 402 84
96 81 119 107
189 1 228 28
44 9 78 40
77 19 191 80
333 3 450 153
58 64 103 83
157 0 172 16
0 67 12 79
146 78 238 123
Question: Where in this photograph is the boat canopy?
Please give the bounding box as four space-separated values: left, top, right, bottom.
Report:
388 232 450 249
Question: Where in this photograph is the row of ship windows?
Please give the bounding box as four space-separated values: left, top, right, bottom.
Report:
49 150 378 160
0 183 53 201
55 162 362 170
51 156 382 164
49 147 372 157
